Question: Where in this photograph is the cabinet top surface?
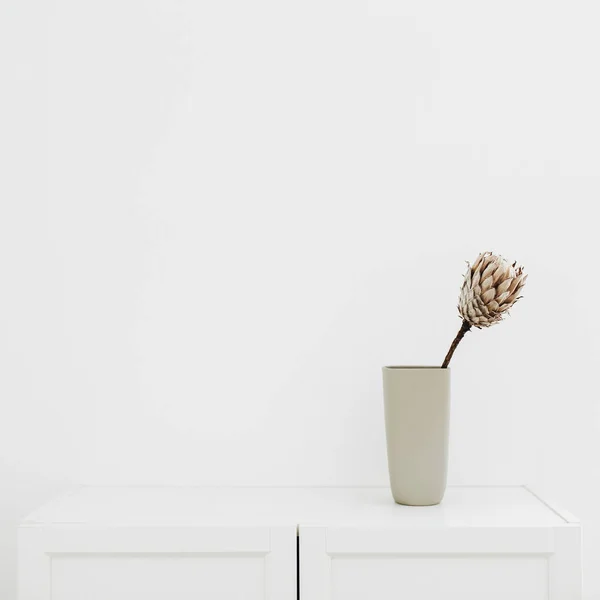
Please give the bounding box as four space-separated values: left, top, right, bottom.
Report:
22 486 570 528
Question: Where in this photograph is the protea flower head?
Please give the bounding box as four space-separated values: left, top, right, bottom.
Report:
459 252 527 329
442 252 527 368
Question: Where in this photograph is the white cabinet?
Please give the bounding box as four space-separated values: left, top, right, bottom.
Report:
19 486 581 600
298 487 581 600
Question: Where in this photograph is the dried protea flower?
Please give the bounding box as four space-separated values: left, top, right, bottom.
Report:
442 252 527 368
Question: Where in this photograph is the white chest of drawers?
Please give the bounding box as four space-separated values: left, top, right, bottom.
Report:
19 486 581 599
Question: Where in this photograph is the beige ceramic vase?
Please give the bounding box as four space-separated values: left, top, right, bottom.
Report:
383 366 450 506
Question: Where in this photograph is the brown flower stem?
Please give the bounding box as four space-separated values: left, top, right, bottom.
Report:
442 320 472 368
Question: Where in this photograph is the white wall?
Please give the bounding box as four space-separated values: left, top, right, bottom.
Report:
1 0 600 597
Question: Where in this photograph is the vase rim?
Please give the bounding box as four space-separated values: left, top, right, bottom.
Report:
383 365 449 370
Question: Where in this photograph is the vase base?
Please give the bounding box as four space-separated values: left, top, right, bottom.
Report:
391 490 445 506
392 498 443 507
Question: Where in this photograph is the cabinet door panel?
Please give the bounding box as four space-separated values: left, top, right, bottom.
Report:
19 526 296 600
299 526 581 600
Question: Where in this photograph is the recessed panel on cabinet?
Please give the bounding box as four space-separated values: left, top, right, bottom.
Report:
330 555 548 600
52 554 266 600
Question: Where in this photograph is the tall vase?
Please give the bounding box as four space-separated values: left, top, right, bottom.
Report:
383 366 450 506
